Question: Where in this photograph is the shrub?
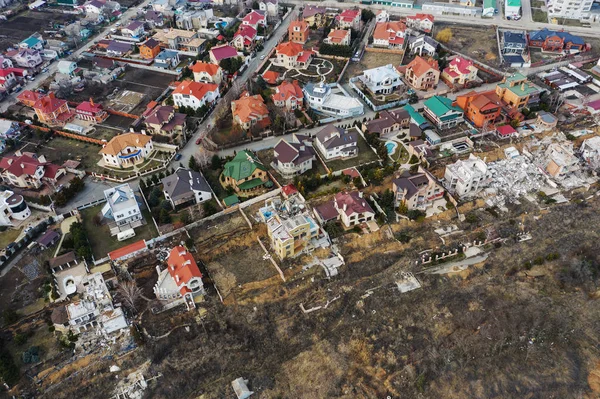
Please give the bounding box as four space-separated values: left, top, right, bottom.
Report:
435 28 453 43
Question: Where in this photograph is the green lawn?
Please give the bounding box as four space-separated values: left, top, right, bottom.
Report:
202 168 228 200
325 133 381 172
390 143 409 164
35 136 103 173
532 9 548 23
0 227 22 248
80 205 158 259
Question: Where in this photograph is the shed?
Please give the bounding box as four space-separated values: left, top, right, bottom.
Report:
425 130 441 146
231 377 253 399
37 230 60 249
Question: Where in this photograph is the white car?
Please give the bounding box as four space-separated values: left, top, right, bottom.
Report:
260 55 266 60
115 22 121 26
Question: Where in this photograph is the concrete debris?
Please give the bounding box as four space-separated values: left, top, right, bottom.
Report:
110 365 121 373
395 272 422 293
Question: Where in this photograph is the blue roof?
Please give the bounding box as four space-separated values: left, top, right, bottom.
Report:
503 31 526 45
529 28 585 45
21 36 42 47
155 50 178 60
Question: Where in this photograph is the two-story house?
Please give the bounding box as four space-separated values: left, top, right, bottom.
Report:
314 124 358 160
0 152 65 189
191 61 223 84
273 41 314 70
423 95 464 130
144 105 187 137
101 183 143 234
336 8 361 30
288 20 309 44
364 108 411 136
271 80 303 111
154 246 205 310
455 90 504 128
139 38 161 60
403 56 440 90
441 56 478 86
231 92 270 130
220 150 270 195
314 191 374 228
273 134 315 177
162 168 212 208
172 80 220 110
373 21 406 49
495 73 542 110
259 0 279 19
99 132 154 167
444 154 489 197
393 167 444 210
75 98 108 123
267 212 319 258
325 29 351 46
405 13 434 33
231 24 257 51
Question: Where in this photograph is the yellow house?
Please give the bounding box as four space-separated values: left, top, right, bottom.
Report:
267 213 319 258
495 73 542 110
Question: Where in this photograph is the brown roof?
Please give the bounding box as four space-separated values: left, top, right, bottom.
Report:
49 251 77 268
51 306 69 325
232 92 269 124
100 133 152 156
406 56 439 78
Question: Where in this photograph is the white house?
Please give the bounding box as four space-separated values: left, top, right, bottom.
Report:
101 183 143 235
405 14 435 33
505 0 521 18
99 132 154 168
273 134 316 178
172 80 220 110
121 21 145 38
259 0 279 18
303 81 364 119
161 167 212 208
314 124 359 160
0 190 31 226
444 154 489 197
580 136 600 168
408 35 439 57
13 49 43 68
315 191 375 228
153 246 205 310
361 64 404 95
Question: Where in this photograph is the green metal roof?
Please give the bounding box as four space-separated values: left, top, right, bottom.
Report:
403 104 427 126
505 73 527 83
506 0 520 6
483 0 495 7
237 178 267 191
424 96 462 118
222 150 267 182
223 195 239 207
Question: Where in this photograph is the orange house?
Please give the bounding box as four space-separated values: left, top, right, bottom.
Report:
288 20 309 44
139 38 161 60
455 90 504 129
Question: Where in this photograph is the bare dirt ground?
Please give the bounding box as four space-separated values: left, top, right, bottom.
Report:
8 183 600 398
345 51 406 78
434 23 501 69
0 10 76 51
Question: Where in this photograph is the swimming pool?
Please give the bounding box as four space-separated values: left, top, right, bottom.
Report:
385 141 398 155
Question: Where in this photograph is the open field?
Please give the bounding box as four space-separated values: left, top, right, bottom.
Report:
0 227 22 249
532 8 548 23
324 133 380 172
0 10 76 51
434 23 501 68
345 50 406 78
23 136 103 172
80 205 158 259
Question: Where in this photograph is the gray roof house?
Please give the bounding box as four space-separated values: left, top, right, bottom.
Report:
273 133 316 178
314 124 358 160
408 34 439 57
162 167 212 208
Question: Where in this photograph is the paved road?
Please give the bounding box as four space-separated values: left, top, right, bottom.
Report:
0 0 153 113
176 10 298 168
282 0 599 38
520 0 534 23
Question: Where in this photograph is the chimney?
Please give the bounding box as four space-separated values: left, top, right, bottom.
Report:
521 83 525 91
130 127 134 132
175 274 180 283
48 92 55 99
343 203 347 211
358 191 363 198
141 129 147 135
156 265 162 275
89 97 94 107
179 248 186 256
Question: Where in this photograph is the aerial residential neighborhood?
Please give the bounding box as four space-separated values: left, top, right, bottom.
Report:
1 0 600 397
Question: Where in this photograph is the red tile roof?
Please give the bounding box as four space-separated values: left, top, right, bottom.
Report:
373 21 406 42
17 90 41 105
272 80 303 103
447 56 474 74
407 13 434 22
496 125 517 136
262 70 280 85
276 41 304 57
0 153 61 179
232 92 269 124
281 184 298 197
33 92 67 114
334 191 374 217
76 98 104 114
108 240 147 261
338 8 360 22
243 10 266 25
406 56 439 78
234 24 257 40
210 44 238 61
190 61 220 76
172 80 218 101
167 246 202 296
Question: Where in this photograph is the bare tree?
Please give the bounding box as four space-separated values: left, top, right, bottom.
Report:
195 147 213 169
118 280 143 313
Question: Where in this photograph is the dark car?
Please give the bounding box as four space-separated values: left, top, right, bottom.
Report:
196 137 202 145
174 154 182 161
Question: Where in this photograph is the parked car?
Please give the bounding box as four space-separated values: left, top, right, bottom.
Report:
196 137 202 145
174 153 182 161
260 54 266 60
41 67 48 73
